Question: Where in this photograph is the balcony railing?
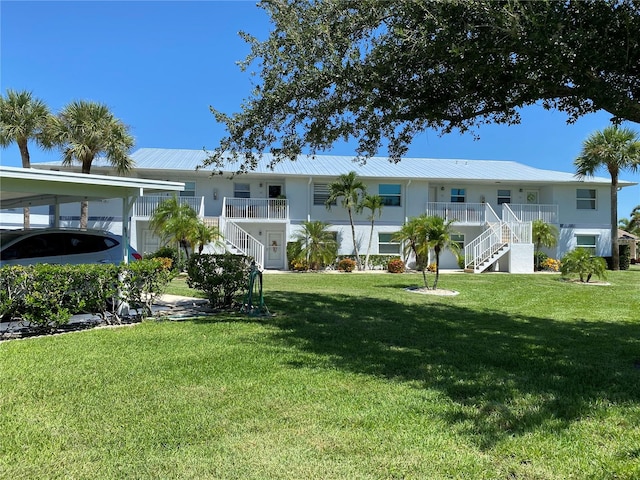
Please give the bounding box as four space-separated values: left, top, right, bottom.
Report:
505 204 559 224
134 195 205 218
425 202 486 224
222 197 289 221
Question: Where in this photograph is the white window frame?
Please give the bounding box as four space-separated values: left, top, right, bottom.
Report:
180 181 196 197
234 183 251 199
378 232 401 254
576 234 598 255
451 188 466 203
378 184 402 207
497 189 511 205
576 189 597 210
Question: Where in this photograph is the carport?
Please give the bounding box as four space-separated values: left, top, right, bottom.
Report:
0 165 184 262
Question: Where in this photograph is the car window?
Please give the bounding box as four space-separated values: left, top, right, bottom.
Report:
1 233 67 260
68 233 119 254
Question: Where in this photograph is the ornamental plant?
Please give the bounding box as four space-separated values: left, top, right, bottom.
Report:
387 258 405 273
337 258 356 272
560 248 607 283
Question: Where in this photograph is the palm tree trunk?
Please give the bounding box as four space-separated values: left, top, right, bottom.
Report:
365 219 374 271
19 140 31 229
80 200 89 229
347 208 362 270
433 250 441 290
611 177 620 270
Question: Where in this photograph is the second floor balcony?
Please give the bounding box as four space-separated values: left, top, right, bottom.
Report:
134 195 204 218
223 197 289 221
425 202 559 225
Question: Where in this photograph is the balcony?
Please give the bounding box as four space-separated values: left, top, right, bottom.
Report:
134 195 204 218
425 202 487 224
505 204 558 224
222 197 289 221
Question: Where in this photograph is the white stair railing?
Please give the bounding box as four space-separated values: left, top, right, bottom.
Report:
465 222 505 271
221 218 264 270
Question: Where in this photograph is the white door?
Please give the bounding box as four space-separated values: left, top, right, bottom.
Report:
265 231 284 269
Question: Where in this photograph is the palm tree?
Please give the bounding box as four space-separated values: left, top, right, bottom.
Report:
326 171 367 270
291 220 337 270
358 194 384 270
49 100 134 229
423 215 460 290
393 214 431 287
532 219 559 270
619 205 640 236
149 196 200 261
575 125 640 270
0 89 53 228
191 222 223 254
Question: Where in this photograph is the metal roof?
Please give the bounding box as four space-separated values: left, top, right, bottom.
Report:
35 147 634 186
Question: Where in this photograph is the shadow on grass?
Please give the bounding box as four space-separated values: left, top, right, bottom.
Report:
248 289 640 450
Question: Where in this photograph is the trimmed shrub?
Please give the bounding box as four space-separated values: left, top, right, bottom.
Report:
387 258 405 273
561 248 607 283
337 258 356 272
146 246 182 272
125 258 176 318
187 253 252 308
540 258 561 272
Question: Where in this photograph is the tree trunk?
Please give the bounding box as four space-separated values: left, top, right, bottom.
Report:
433 250 441 290
18 140 31 229
347 208 362 270
80 200 89 229
611 177 620 270
365 219 374 270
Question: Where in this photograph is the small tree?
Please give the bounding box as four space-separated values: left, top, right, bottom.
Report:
424 216 461 290
560 248 607 283
532 219 559 270
149 196 200 261
191 222 224 254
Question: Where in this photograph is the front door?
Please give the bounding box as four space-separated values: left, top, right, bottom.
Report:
265 231 284 269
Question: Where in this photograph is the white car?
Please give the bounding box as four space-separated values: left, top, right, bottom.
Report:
0 228 142 267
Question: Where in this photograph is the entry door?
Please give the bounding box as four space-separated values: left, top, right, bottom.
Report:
268 184 283 199
265 231 284 269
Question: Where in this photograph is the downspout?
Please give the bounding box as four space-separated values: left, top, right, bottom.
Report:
404 179 411 223
307 177 312 222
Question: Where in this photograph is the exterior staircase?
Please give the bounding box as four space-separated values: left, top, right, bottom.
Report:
218 217 265 270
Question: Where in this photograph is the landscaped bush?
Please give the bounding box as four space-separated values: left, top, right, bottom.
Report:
125 258 176 318
186 253 252 308
0 261 173 327
387 258 405 273
337 258 356 272
534 251 549 271
561 248 607 283
540 258 561 272
604 244 631 270
365 254 398 270
146 246 182 272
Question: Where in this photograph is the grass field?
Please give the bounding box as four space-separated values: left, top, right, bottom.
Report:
1 269 639 479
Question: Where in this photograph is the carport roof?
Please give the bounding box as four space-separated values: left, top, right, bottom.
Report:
0 166 184 209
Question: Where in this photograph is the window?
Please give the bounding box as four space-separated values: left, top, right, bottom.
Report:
576 235 597 255
450 233 464 251
451 188 466 203
234 183 250 199
378 233 401 254
576 189 596 210
180 181 196 197
497 189 511 205
313 184 335 206
379 184 401 206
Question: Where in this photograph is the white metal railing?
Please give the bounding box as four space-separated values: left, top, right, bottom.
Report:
501 203 521 224
464 220 531 272
506 204 558 224
425 202 486 223
134 195 205 217
221 218 264 269
222 197 289 221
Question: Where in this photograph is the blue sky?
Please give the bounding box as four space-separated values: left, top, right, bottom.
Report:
1 0 638 218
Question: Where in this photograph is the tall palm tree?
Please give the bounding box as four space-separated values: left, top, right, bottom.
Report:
326 171 367 270
423 215 460 290
0 89 53 228
575 125 640 270
291 220 337 270
149 196 200 261
358 194 384 270
620 205 640 236
532 219 559 270
49 100 134 229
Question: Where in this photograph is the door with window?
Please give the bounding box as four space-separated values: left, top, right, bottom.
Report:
265 231 285 269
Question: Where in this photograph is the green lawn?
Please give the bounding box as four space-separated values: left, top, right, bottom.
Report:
1 270 639 479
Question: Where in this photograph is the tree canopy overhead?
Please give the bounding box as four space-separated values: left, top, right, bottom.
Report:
207 0 640 171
